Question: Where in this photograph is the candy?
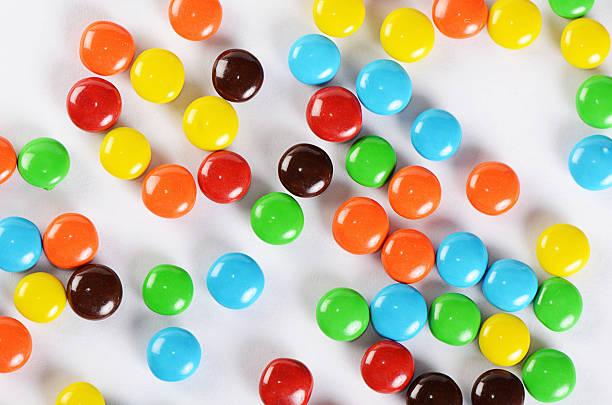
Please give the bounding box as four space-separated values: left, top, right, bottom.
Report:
356 59 412 115
66 77 121 133
212 49 263 102
370 283 427 341
43 213 98 269
478 313 530 366
346 136 396 188
0 136 16 184
197 151 251 203
18 137 70 190
537 223 589 276
406 373 462 405
0 217 42 273
466 161 519 215
576 75 612 129
147 327 201 382
67 264 122 320
436 232 488 287
278 143 333 197
183 96 239 150
388 166 441 219
306 86 361 143
411 109 462 161
361 340 414 394
141 164 196 218
251 193 304 245
130 49 185 104
207 253 264 309
533 277 582 331
381 229 435 284
482 259 538 312
313 0 365 38
549 0 593 19
568 135 612 190
428 293 481 346
316 287 369 341
56 382 105 405
332 197 389 255
143 264 193 315
488 0 542 50
380 8 435 63
433 0 488 39
169 0 222 41
0 317 31 373
79 21 134 76
561 18 610 69
288 34 341 85
522 349 576 402
14 272 66 323
100 127 152 180
471 369 525 405
259 358 313 405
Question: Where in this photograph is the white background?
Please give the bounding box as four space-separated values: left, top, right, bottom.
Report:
1 0 611 404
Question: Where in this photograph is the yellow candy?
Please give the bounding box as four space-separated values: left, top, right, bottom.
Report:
130 49 185 103
561 18 610 69
313 0 365 38
100 127 151 180
183 96 239 151
14 272 66 323
479 313 530 366
488 0 541 50
537 224 590 277
56 382 105 405
380 8 435 63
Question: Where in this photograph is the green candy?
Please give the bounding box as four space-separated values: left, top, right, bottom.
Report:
522 349 576 402
18 137 70 190
576 75 612 129
345 135 396 188
533 277 582 332
548 0 593 19
143 264 194 315
428 293 481 346
251 192 304 245
316 287 369 341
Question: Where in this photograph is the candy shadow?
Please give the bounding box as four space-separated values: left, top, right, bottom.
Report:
396 93 434 134
235 175 275 215
314 180 353 230
522 208 563 278
126 311 175 359
236 336 287 395
38 366 79 404
299 270 346 319
126 249 174 298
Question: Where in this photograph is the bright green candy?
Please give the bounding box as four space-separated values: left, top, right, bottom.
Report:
316 287 369 341
533 277 582 332
251 192 304 245
548 0 593 19
428 293 481 346
576 75 612 129
18 137 70 190
522 349 576 402
143 264 193 315
346 135 396 188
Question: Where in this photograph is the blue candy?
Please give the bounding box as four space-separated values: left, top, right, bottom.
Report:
207 252 264 309
370 283 427 341
436 232 488 287
356 59 412 115
482 259 538 312
568 134 612 191
147 327 201 382
0 217 42 272
288 34 341 85
411 109 462 161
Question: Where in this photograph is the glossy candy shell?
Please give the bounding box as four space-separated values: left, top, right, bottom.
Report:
316 287 369 341
533 277 582 331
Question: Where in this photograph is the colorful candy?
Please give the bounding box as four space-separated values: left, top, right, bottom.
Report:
428 293 481 346
259 358 313 405
56 382 105 405
183 96 239 150
0 317 32 373
561 18 610 69
537 223 590 276
471 369 525 405
568 135 612 190
482 259 538 312
169 0 222 41
130 49 185 104
360 340 414 394
0 136 16 184
411 109 462 161
66 77 121 133
207 253 264 309
370 283 427 341
18 137 70 190
466 161 520 215
312 0 365 38
406 373 462 405
549 0 593 19
278 143 333 198
0 217 42 272
478 313 530 366
251 192 304 245
522 349 575 402
288 34 341 85
436 232 488 287
380 8 435 63
43 213 98 269
14 272 66 323
356 59 412 115
141 164 196 218
432 0 488 39
332 197 389 255
67 264 122 320
79 21 134 76
576 75 612 129
212 49 263 102
306 86 362 143
346 136 396 188
143 264 193 315
146 327 201 382
197 151 251 203
316 287 369 341
100 127 151 180
487 0 542 50
381 229 435 284
533 277 582 331
388 166 441 219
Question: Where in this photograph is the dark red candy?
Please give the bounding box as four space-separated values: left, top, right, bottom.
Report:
361 340 415 394
407 373 462 405
198 151 251 204
259 358 313 405
278 143 333 198
212 49 264 102
306 86 362 143
67 264 123 320
66 77 121 132
472 369 525 405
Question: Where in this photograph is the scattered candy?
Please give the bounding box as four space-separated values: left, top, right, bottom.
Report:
207 253 264 309
381 229 435 284
197 150 251 203
487 0 542 50
406 373 462 405
14 272 66 323
56 382 105 405
471 369 525 405
183 96 239 150
433 0 488 39
259 358 313 405
370 283 427 341
67 264 122 320
169 0 222 41
436 232 488 287
147 327 201 382
313 0 365 38
561 18 610 69
466 161 520 215
141 164 196 218
79 21 134 76
130 49 185 103
428 293 481 346
18 137 70 190
288 34 341 85
143 264 193 315
66 77 121 133
411 109 462 161
346 135 396 188
522 349 576 402
0 136 16 184
43 213 98 269
576 75 612 129
316 287 369 341
533 277 582 331
0 316 32 373
279 143 333 197
482 259 538 312
100 127 152 180
549 0 593 19
537 223 590 276
380 8 435 63
212 49 263 102
251 192 304 245
388 166 441 219
568 135 612 191
332 197 389 255
356 59 412 115
360 340 414 394
306 86 362 143
0 217 42 273
478 313 530 366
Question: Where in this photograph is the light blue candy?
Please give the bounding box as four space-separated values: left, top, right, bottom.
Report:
436 232 488 288
568 134 612 191
147 327 201 382
482 259 538 312
288 34 341 85
356 59 412 116
370 283 427 341
0 216 42 272
207 252 264 309
411 109 462 161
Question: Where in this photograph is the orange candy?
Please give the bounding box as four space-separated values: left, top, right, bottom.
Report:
388 166 441 220
432 0 488 39
466 161 520 216
0 136 17 185
142 164 197 218
79 21 135 76
332 197 389 255
0 316 32 373
43 213 98 269
169 0 222 41
381 229 435 283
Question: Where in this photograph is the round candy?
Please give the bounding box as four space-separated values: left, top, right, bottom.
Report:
66 77 121 133
482 259 538 312
130 49 185 104
561 18 610 69
332 197 389 255
428 293 481 346
471 369 525 405
147 327 201 382
143 264 193 315
18 137 70 190
406 373 462 405
549 0 593 19
198 151 251 203
576 75 612 129
0 317 32 373
43 213 98 269
251 192 304 245
169 0 222 41
346 136 396 188
207 253 264 309
312 0 365 38
380 8 435 63
360 340 414 394
0 136 17 184
533 277 582 332
183 96 239 150
259 358 313 405
288 34 341 85
537 223 589 277
316 287 369 341
141 164 196 218
522 349 575 402
67 264 122 320
14 272 66 323
381 229 435 284
411 109 462 161
212 49 263 102
487 0 542 50
433 0 488 39
278 143 333 197
568 135 612 191
306 86 361 143
100 127 151 180
56 382 105 405
0 217 42 273
371 283 427 341
79 21 134 76
466 161 519 215
478 313 530 366
388 166 441 219
356 59 412 115
436 232 488 287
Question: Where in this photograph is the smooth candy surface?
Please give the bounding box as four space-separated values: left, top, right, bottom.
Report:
436 232 488 287
66 77 121 132
381 229 435 284
482 259 538 312
130 49 185 103
549 0 593 19
537 223 590 276
371 283 427 341
143 264 193 315
428 293 481 346
471 369 525 405
488 0 542 49
332 197 389 255
522 349 576 402
198 151 251 203
43 213 98 269
14 272 66 323
306 86 362 143
141 164 196 218
360 340 414 394
251 192 304 245
411 109 462 161
183 96 239 150
0 136 16 184
278 144 333 198
207 253 264 309
568 135 612 190
313 0 365 37
533 277 582 331
478 313 530 366
466 161 519 215
576 75 612 129
169 0 222 41
56 382 105 405
346 136 396 188
288 34 341 85
406 373 462 405
316 287 369 341
388 166 441 219
433 0 488 39
18 138 70 190
259 358 313 405
0 217 42 273
100 127 151 180
79 21 134 76
67 264 122 320
0 317 32 373
147 327 201 382
356 59 412 115
561 18 610 69
380 8 435 63
212 49 263 102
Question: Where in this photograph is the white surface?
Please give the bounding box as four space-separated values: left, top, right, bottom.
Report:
1 0 611 404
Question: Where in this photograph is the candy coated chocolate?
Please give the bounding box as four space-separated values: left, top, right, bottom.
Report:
278 143 333 197
406 373 462 405
259 358 313 405
198 151 251 203
361 340 414 394
471 369 524 405
67 264 122 320
212 49 263 102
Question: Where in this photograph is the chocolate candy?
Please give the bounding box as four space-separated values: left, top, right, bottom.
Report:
406 373 462 405
67 264 122 320
212 49 263 102
259 358 313 405
361 340 414 394
471 369 525 405
278 143 333 197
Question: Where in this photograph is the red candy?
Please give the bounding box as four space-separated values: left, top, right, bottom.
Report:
306 86 362 143
361 340 415 394
67 77 122 132
197 151 251 204
259 358 314 405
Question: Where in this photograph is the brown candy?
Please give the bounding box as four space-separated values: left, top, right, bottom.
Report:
406 372 462 405
67 264 122 320
472 369 525 405
278 143 333 198
212 49 263 102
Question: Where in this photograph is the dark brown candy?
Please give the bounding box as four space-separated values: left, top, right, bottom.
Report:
406 372 462 405
472 369 525 405
278 143 333 198
212 49 263 102
67 264 122 320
